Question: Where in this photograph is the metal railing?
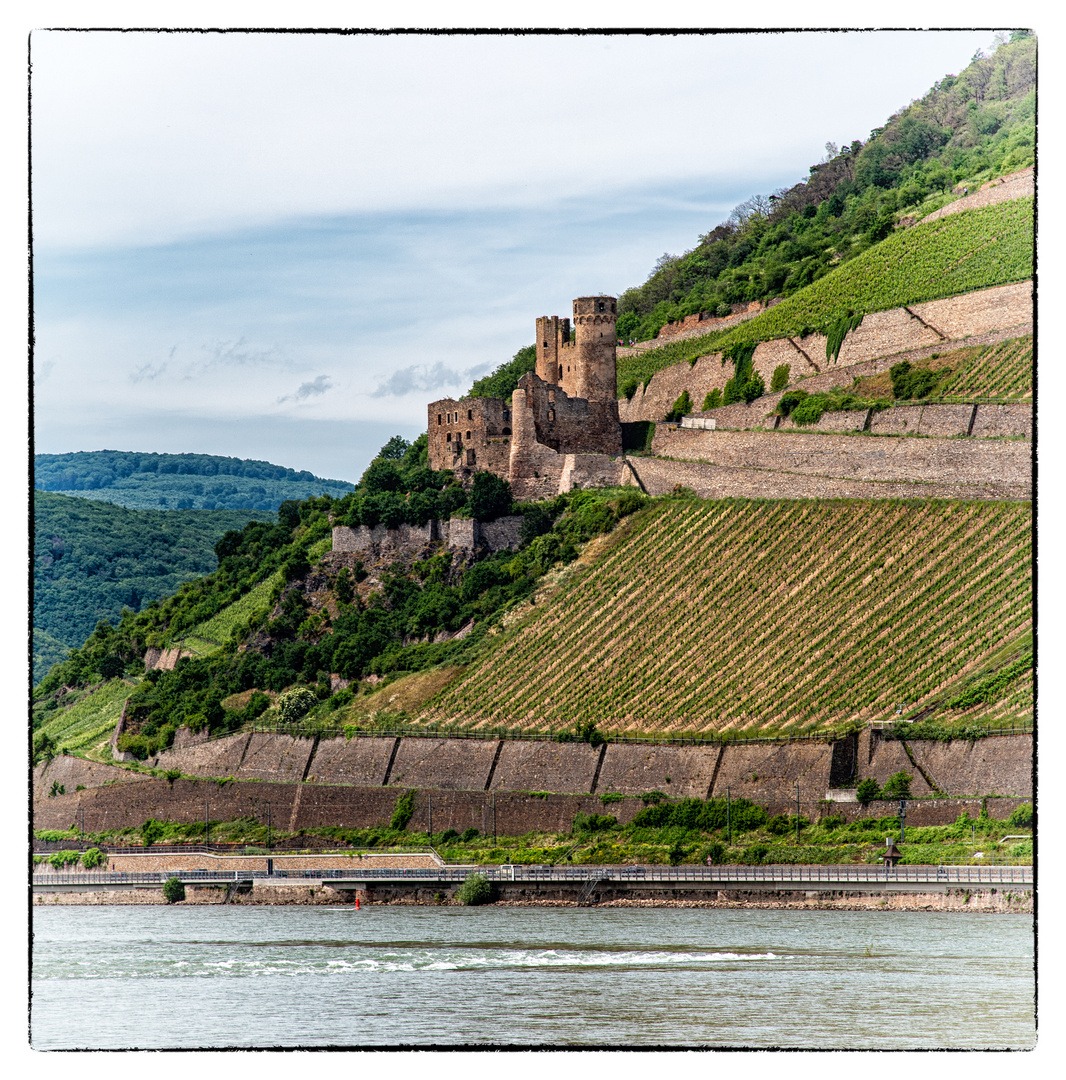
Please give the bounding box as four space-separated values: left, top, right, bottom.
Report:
34 863 1033 888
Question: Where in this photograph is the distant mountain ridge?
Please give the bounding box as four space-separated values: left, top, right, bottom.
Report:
35 450 355 512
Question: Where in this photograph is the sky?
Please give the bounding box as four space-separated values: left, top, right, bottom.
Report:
28 25 1011 484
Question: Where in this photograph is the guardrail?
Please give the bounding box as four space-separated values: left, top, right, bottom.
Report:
33 863 1034 888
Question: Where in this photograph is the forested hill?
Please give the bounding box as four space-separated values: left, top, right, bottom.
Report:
33 492 275 684
35 451 355 512
467 32 1035 401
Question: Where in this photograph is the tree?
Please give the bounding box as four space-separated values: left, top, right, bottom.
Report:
856 778 882 806
882 771 913 798
163 877 185 903
378 435 411 460
456 872 494 905
468 471 513 522
277 687 317 723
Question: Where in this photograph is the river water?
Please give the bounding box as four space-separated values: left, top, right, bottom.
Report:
31 905 1034 1050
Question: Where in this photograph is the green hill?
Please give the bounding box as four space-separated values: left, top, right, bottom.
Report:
34 450 355 511
420 499 1031 737
33 492 275 683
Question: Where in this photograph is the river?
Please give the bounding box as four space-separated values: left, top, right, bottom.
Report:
31 905 1034 1050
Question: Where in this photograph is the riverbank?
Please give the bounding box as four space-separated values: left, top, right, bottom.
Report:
33 886 1032 912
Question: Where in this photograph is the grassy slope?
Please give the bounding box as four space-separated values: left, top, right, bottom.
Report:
617 197 1034 393
419 499 1031 737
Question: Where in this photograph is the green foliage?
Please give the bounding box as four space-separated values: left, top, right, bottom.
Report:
456 872 494 906
163 877 186 903
664 390 693 422
140 819 166 847
1006 803 1033 828
48 780 65 798
34 451 353 511
856 778 882 806
882 772 913 798
621 379 639 401
390 789 416 831
81 847 105 869
48 850 81 870
277 687 318 724
701 389 722 411
34 729 58 766
599 792 624 805
770 364 791 392
825 310 864 363
890 361 947 400
572 811 617 834
468 472 514 522
949 652 1031 708
32 492 276 684
641 790 666 805
778 390 808 417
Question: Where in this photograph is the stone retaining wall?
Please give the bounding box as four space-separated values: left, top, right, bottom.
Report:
639 427 1031 500
619 281 1032 424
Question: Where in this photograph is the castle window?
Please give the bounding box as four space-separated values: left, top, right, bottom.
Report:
558 365 563 380
547 409 555 422
598 302 605 312
467 409 473 420
503 408 510 420
466 431 471 440
548 389 555 403
502 427 511 436
446 432 452 442
437 414 442 424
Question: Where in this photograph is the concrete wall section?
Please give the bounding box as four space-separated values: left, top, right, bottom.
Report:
489 741 604 794
596 744 721 799
387 738 501 790
305 736 398 786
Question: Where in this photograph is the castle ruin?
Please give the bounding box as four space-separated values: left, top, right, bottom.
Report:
428 296 624 499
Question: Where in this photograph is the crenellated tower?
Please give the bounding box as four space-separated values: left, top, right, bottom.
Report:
571 295 618 403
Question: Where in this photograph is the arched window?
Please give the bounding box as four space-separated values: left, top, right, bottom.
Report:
502 427 511 436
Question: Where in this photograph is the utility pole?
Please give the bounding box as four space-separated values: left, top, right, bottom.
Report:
795 782 801 844
493 791 497 846
428 792 432 839
266 804 272 851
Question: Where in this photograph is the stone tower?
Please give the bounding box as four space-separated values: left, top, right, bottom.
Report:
535 315 572 386
571 295 618 403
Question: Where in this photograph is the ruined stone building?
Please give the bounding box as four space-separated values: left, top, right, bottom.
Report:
428 296 626 499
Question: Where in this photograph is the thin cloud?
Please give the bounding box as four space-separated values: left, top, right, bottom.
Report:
370 361 490 399
277 374 333 404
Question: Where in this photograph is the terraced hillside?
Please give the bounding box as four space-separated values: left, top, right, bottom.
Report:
616 197 1034 394
420 499 1031 737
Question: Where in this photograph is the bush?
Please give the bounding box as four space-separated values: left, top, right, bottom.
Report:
882 771 913 798
641 790 666 805
140 818 166 847
163 877 185 903
572 811 617 834
701 389 722 410
778 389 808 417
621 379 639 401
1007 803 1033 828
770 364 790 392
469 471 514 522
599 792 624 805
890 360 945 400
277 686 318 724
81 847 105 869
703 840 725 864
856 778 882 806
390 789 416 831
743 843 769 865
664 390 692 423
460 828 479 843
790 395 826 426
456 872 494 906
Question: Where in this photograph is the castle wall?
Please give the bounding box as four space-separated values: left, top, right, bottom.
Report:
331 517 524 556
427 395 513 473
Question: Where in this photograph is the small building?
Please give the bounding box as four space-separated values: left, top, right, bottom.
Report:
879 838 903 868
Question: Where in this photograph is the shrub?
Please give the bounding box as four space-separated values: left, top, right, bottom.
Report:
641 790 667 805
741 371 766 403
1007 803 1033 828
460 828 479 843
882 771 913 798
890 360 945 400
277 686 318 724
572 811 617 834
790 395 826 426
767 814 792 836
390 789 416 831
701 389 722 410
743 843 769 865
81 847 105 869
163 877 185 903
456 872 494 906
714 302 732 318
436 829 460 845
599 792 624 805
621 379 639 401
140 818 166 847
856 778 882 806
665 390 692 423
778 389 808 417
703 840 725 864
770 364 791 392
48 850 81 870
469 471 513 522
